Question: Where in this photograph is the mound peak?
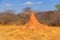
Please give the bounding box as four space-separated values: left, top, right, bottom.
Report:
23 12 48 30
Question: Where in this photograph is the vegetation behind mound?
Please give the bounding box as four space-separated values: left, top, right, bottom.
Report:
0 4 60 26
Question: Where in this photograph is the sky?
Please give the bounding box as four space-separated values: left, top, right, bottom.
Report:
0 0 60 13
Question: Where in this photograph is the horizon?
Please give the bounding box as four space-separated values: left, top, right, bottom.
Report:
0 0 60 13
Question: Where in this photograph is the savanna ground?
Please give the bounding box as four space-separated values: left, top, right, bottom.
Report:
0 25 60 40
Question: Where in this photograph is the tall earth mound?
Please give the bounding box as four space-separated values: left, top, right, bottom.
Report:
23 12 48 30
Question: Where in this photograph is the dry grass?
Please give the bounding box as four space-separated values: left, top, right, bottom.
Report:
0 25 60 40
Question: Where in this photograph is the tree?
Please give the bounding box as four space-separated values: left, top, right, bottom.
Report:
23 7 32 12
56 4 60 11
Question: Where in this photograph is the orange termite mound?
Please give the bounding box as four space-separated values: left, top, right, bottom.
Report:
23 12 48 30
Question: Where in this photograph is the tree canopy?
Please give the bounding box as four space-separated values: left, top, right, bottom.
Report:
56 4 60 11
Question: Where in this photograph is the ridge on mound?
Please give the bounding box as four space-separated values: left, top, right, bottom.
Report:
23 12 48 30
